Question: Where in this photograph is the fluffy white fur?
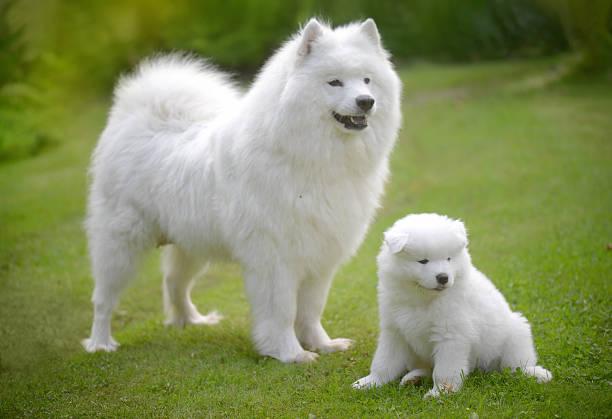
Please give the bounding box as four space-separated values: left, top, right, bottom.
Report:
82 18 402 363
353 213 551 397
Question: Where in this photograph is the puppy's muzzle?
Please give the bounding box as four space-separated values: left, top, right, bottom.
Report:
436 273 449 285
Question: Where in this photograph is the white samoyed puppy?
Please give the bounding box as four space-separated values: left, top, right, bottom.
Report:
82 18 402 363
353 213 551 397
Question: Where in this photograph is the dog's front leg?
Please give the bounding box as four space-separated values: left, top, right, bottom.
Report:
425 341 470 398
243 262 317 363
295 272 353 353
353 327 411 389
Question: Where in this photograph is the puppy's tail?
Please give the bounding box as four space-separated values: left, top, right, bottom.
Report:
110 53 241 132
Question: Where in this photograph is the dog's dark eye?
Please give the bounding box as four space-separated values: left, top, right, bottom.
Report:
364 77 370 84
418 259 429 265
328 79 343 87
447 257 451 261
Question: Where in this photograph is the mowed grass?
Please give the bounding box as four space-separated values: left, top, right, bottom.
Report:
1 59 611 417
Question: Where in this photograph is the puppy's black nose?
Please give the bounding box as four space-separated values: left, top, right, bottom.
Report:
356 95 375 111
436 273 449 285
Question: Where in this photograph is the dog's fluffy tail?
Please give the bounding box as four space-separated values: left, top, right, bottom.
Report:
110 54 240 132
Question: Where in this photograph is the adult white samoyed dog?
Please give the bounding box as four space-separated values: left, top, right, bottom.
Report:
353 213 551 396
82 18 402 363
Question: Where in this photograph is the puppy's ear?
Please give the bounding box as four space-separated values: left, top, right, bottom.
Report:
298 18 323 56
360 18 381 48
453 220 468 248
384 231 409 254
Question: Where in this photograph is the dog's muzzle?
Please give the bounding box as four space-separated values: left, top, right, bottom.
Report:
332 111 368 130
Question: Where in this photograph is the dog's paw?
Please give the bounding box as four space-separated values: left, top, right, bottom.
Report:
292 350 319 363
81 337 119 353
524 366 553 383
165 310 224 327
424 381 457 399
317 338 354 353
400 369 429 386
535 368 553 383
352 374 383 390
266 349 319 364
423 388 440 399
188 310 224 325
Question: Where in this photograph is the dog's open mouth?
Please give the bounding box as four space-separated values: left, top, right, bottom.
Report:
418 284 446 292
332 111 368 130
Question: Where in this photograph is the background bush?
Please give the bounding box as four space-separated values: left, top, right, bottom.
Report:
1 0 610 162
8 0 571 90
0 0 50 162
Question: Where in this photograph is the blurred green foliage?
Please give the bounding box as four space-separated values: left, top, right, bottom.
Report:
537 0 612 71
7 0 571 90
0 0 26 85
0 0 50 162
0 0 610 162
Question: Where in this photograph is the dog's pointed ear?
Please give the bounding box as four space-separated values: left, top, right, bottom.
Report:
298 18 323 56
453 220 468 247
360 18 381 47
384 231 409 254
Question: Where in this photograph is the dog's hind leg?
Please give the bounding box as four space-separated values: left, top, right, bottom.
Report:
295 272 353 353
162 245 223 327
500 313 552 383
82 223 145 353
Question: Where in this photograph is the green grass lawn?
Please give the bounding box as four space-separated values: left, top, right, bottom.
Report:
1 58 611 417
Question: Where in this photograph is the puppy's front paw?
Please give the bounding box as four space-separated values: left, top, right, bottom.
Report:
424 381 457 399
423 388 440 399
352 374 382 390
400 369 429 386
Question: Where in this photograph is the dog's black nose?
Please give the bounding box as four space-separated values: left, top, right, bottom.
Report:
356 95 375 111
436 273 449 284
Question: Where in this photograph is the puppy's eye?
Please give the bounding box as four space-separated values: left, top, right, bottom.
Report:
447 257 451 261
328 79 343 87
418 259 429 265
364 77 370 84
